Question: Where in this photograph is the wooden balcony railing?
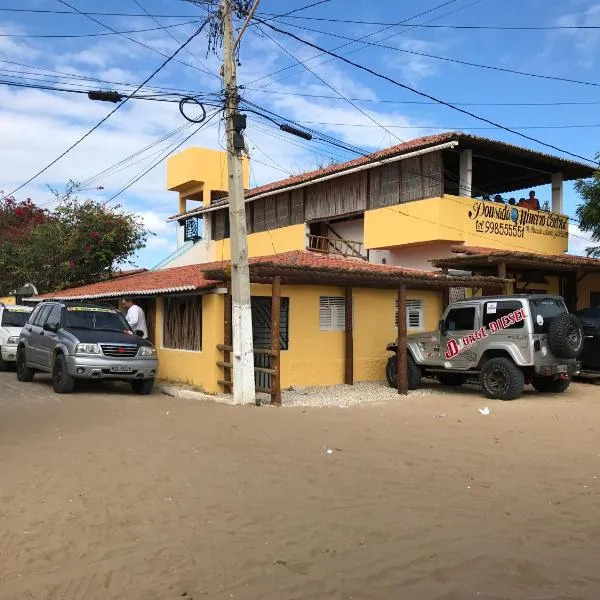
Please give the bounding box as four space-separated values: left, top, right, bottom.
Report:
307 234 367 259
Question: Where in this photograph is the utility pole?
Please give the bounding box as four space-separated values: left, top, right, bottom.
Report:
221 0 256 405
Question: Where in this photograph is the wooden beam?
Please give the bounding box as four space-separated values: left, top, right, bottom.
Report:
271 276 282 406
497 262 508 294
441 267 450 310
396 285 408 396
345 287 354 385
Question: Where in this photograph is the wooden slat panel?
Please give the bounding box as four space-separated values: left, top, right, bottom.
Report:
276 192 291 228
400 156 423 203
245 202 253 234
213 210 225 240
290 189 304 224
253 198 266 232
368 166 382 208
421 150 442 198
265 196 278 230
305 172 367 220
380 162 400 206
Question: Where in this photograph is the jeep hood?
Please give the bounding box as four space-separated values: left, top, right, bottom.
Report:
0 326 23 339
387 330 438 349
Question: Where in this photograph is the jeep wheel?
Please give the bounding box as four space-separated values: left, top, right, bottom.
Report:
52 354 75 394
131 378 155 395
532 377 570 394
548 313 583 359
16 348 34 382
385 355 421 390
0 355 7 372
438 373 468 387
480 357 524 401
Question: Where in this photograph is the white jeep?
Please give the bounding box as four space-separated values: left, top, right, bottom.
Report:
0 303 33 370
386 295 583 400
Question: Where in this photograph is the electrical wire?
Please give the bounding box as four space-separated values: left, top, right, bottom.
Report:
274 20 600 90
2 19 212 201
0 7 201 17
240 86 600 107
254 24 406 146
257 20 598 165
103 110 221 205
259 14 600 30
0 20 202 38
245 0 472 87
55 0 219 81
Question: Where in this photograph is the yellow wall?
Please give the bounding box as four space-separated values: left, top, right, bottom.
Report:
155 294 224 393
364 195 569 255
577 273 600 310
215 223 307 260
166 147 249 209
0 296 15 305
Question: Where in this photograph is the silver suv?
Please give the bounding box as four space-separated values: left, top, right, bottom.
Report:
0 303 33 370
386 295 583 400
16 300 158 394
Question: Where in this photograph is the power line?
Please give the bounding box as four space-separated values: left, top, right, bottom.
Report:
260 14 600 30
103 110 221 205
245 0 475 88
0 7 201 17
55 0 219 80
257 20 598 165
241 86 600 107
274 20 600 89
0 20 202 38
255 24 406 146
2 19 211 201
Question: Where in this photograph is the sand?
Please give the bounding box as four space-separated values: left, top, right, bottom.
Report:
2 373 600 600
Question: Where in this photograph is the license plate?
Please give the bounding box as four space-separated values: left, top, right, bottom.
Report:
111 365 133 373
556 365 568 373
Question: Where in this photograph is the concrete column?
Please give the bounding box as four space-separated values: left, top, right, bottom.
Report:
552 172 563 214
459 149 473 197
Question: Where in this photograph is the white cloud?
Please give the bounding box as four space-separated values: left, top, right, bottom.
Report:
554 3 600 56
569 223 599 255
384 38 445 84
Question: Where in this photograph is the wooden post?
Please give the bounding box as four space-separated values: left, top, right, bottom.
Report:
224 286 232 391
271 276 281 406
396 285 408 396
441 267 450 310
497 262 507 295
344 287 354 385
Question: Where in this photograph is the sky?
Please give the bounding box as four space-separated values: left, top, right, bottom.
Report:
1 0 600 268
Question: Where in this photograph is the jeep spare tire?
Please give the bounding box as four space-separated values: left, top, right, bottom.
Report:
548 313 583 359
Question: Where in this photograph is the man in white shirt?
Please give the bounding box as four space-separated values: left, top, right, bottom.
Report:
121 298 148 339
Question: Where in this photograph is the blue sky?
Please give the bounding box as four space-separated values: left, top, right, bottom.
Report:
1 0 600 267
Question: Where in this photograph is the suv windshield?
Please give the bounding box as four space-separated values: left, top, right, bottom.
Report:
530 298 567 334
1 310 29 327
64 307 131 332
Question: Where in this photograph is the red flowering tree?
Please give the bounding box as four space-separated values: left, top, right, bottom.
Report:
0 185 150 294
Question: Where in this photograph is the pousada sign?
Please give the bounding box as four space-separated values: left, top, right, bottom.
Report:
445 308 527 360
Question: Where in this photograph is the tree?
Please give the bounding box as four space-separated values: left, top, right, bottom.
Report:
576 164 600 257
0 185 151 294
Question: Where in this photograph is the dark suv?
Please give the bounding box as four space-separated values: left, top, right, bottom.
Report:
16 300 158 394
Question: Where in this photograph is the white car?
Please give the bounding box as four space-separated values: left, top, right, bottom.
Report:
0 303 33 370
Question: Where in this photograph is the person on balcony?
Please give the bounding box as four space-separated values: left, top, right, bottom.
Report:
527 190 540 210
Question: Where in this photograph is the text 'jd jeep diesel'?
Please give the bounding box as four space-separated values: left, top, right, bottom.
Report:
386 295 583 401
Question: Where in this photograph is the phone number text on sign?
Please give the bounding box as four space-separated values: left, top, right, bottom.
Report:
475 220 525 238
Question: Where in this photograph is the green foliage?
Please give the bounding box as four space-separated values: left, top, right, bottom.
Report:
0 184 150 294
576 161 600 257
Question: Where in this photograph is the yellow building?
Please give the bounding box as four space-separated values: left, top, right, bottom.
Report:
36 132 600 397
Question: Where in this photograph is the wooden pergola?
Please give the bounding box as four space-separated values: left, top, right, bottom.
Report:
432 248 600 311
204 260 510 404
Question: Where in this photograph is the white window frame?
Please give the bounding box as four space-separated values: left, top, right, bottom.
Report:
395 299 424 331
319 296 346 331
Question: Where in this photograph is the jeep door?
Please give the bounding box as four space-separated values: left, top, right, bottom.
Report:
441 304 480 370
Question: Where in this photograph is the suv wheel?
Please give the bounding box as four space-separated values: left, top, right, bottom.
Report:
52 354 75 394
532 377 570 394
131 378 155 395
438 373 468 387
0 355 7 372
385 355 421 390
480 357 524 401
16 348 34 382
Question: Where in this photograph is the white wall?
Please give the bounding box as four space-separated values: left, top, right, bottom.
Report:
328 218 364 243
368 242 458 271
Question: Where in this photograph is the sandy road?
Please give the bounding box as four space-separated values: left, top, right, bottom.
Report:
2 372 600 600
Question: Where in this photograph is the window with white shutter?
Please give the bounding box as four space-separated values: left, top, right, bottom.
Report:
319 296 346 330
395 299 424 330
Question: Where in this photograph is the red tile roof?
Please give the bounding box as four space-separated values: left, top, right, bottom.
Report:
110 268 148 279
37 250 505 300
